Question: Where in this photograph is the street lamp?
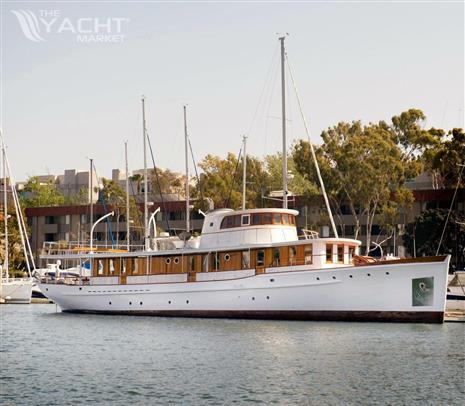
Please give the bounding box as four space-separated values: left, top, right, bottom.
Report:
90 211 115 253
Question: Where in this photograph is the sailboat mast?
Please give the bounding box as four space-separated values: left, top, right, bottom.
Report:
125 141 130 250
142 96 149 250
89 158 93 241
280 35 288 210
184 105 190 236
2 141 8 282
242 135 247 210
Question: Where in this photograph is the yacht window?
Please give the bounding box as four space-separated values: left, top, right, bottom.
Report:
282 214 289 225
121 259 126 274
256 250 265 266
134 258 139 274
273 213 282 224
202 255 209 272
326 245 333 263
242 215 250 226
289 246 297 264
242 251 250 268
273 248 280 266
349 246 355 262
98 260 103 275
289 216 295 225
190 256 195 272
262 213 272 225
213 253 220 270
251 214 261 225
337 246 344 263
305 245 313 265
109 259 115 273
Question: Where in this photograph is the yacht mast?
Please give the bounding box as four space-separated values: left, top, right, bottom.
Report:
142 96 149 250
2 140 8 282
184 105 190 236
279 35 288 209
125 141 130 250
242 135 247 210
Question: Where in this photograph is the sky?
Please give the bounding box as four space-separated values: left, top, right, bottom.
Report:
1 0 464 182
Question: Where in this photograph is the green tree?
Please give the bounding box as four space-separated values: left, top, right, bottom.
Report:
99 179 143 240
403 209 465 271
430 128 465 188
293 120 413 253
20 176 65 207
0 201 28 274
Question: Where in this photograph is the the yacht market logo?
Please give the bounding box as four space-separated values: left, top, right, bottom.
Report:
11 9 129 43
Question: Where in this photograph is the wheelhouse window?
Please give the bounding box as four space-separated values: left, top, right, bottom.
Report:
263 213 272 224
251 214 261 225
256 250 265 266
241 215 250 226
348 246 355 262
273 213 282 224
282 214 289 225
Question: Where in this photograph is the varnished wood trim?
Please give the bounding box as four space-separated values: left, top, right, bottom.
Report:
62 309 444 323
355 255 448 267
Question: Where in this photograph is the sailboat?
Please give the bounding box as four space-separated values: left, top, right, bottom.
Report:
37 38 450 322
0 132 34 304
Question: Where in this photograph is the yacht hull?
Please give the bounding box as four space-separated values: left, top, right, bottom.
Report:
1 279 34 304
40 257 449 323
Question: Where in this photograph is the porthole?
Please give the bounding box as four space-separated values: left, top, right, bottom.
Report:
79 287 82 291
186 300 189 304
386 272 390 275
367 273 371 277
349 275 353 278
140 301 143 306
174 257 180 264
168 300 171 304
316 277 320 281
252 297 255 300
129 301 132 305
165 258 171 265
266 296 270 300
332 276 336 280
46 288 48 291
224 253 231 262
270 278 275 282
109 302 112 305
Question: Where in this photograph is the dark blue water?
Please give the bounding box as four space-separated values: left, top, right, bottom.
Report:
1 304 464 405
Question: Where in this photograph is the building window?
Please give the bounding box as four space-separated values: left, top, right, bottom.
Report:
256 250 265 267
44 233 56 242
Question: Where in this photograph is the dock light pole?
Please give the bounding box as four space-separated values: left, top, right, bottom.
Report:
90 212 115 254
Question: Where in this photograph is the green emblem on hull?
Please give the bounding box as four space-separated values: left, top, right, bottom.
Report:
412 277 434 306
